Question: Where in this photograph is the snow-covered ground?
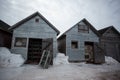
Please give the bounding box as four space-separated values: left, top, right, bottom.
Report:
0 62 120 80
0 48 120 80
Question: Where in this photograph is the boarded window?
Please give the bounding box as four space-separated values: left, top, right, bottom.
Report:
71 41 78 49
14 37 27 47
78 24 89 33
35 18 39 22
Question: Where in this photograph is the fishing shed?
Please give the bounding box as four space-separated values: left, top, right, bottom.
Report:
58 19 105 63
0 20 12 48
9 12 60 64
98 26 120 62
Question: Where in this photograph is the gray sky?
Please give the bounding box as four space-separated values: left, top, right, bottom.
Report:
0 0 120 35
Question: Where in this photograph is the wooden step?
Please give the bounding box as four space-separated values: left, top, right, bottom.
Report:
39 50 52 69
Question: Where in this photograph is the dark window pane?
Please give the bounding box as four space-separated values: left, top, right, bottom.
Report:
71 41 78 49
78 24 89 33
35 18 39 22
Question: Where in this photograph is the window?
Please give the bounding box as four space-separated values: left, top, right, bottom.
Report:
78 24 89 33
14 37 27 47
35 18 39 22
71 41 78 49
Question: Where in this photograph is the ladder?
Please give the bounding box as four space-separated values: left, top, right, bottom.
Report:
39 50 52 69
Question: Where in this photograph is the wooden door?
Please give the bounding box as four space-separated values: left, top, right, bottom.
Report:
94 42 105 64
27 38 42 64
105 43 120 62
42 38 53 65
85 42 94 63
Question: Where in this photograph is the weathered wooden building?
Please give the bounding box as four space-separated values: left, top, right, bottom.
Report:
0 20 12 48
58 19 105 63
9 12 60 64
98 26 120 62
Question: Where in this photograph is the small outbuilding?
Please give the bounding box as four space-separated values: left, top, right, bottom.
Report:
9 12 60 64
0 20 12 48
98 26 120 62
58 19 105 63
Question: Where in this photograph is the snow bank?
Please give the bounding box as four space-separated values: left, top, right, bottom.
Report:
105 56 119 65
0 47 25 68
53 53 69 65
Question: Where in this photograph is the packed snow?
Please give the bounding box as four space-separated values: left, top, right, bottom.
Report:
53 53 69 65
0 62 120 80
0 47 24 67
105 56 119 65
0 48 120 80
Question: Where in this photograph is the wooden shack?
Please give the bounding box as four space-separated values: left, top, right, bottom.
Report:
98 26 120 62
0 20 12 48
9 12 60 64
58 19 105 63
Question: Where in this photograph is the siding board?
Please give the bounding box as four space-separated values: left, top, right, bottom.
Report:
11 12 59 63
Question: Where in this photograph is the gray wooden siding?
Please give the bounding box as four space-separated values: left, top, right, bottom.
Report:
103 29 120 37
11 16 58 60
14 16 56 33
65 21 99 61
58 36 66 54
99 29 120 62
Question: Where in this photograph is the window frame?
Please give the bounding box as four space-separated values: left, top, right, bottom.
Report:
71 41 78 49
14 37 27 47
35 18 39 23
78 24 89 33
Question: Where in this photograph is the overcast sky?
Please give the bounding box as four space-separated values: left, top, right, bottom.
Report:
0 0 120 34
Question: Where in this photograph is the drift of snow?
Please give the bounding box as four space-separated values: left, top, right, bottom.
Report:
105 56 119 65
0 47 25 68
53 53 69 65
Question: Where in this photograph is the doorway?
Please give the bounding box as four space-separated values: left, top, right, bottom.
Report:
26 38 53 64
85 42 94 63
27 38 42 64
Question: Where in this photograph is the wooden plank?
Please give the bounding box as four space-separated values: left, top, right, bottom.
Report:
39 50 52 69
42 38 53 65
94 42 105 64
